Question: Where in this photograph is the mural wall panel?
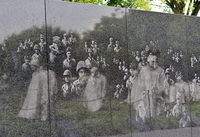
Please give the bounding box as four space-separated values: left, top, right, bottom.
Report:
0 0 200 136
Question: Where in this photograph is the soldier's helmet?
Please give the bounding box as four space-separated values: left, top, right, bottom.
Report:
53 36 60 43
63 33 67 37
34 44 40 50
76 61 87 73
63 69 72 77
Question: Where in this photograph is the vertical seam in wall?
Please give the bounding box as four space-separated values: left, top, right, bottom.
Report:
125 7 133 137
185 15 192 137
44 0 52 136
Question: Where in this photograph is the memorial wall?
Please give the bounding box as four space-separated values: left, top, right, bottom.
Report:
1 0 200 136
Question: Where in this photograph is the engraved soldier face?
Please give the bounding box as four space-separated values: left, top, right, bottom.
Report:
31 64 37 71
78 68 86 78
129 69 134 76
64 76 71 83
116 43 119 47
92 40 95 45
176 75 182 81
25 59 29 64
177 99 180 105
91 69 97 77
35 49 39 54
66 51 71 58
88 53 92 57
148 60 155 68
147 55 157 69
165 73 170 79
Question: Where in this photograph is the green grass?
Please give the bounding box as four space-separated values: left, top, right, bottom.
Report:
1 84 200 137
56 99 136 136
190 100 200 119
0 90 55 137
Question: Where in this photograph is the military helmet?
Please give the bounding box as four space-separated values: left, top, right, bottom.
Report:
63 69 72 77
76 61 87 73
53 36 60 43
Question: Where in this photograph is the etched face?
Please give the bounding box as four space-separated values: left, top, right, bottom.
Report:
141 55 146 62
91 70 97 77
148 60 156 68
147 55 157 69
176 75 182 81
64 76 70 83
116 43 119 47
130 69 138 77
66 51 71 58
165 73 170 79
25 59 29 64
88 53 92 57
113 58 115 62
78 68 86 78
129 69 134 76
177 99 180 105
31 64 37 71
115 59 119 64
35 49 39 53
92 40 95 45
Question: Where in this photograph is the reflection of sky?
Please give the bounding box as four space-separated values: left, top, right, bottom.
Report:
1 0 199 43
0 0 124 43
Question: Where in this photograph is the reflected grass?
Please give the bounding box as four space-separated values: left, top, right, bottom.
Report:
56 99 136 136
1 87 200 137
